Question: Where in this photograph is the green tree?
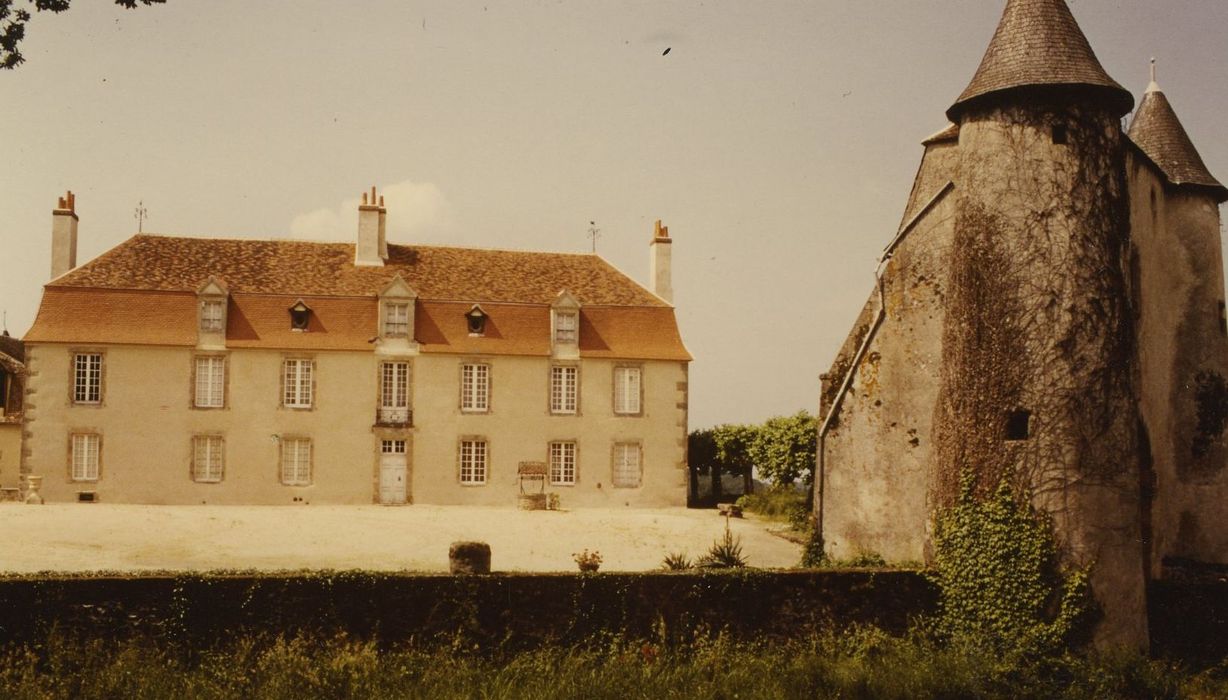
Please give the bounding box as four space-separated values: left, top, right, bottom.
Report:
713 423 757 496
1 0 165 69
747 411 816 487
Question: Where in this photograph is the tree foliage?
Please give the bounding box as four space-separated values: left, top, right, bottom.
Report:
747 411 816 486
688 411 817 488
1 0 165 69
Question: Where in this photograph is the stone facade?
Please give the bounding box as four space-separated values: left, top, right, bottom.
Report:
818 0 1227 649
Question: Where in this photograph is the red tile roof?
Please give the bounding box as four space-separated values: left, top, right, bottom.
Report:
27 235 692 362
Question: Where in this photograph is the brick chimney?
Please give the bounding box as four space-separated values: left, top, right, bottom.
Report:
51 191 78 280
355 186 387 267
649 219 673 304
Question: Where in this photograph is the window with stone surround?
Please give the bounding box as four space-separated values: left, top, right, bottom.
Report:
194 356 225 408
282 358 314 409
614 366 642 415
383 302 411 337
459 439 488 485
192 435 224 483
380 361 411 423
71 433 100 481
280 437 312 486
550 365 577 414
612 442 642 488
461 363 489 412
549 441 576 485
72 352 102 404
200 299 226 332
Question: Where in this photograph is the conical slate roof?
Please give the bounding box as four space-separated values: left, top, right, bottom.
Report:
947 0 1133 121
1128 83 1228 202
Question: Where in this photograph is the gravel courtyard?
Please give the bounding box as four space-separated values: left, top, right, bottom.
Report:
0 504 802 573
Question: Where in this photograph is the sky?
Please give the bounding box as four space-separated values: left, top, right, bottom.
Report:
2 0 1226 430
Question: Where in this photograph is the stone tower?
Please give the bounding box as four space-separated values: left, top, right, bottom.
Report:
1126 67 1228 580
932 0 1145 647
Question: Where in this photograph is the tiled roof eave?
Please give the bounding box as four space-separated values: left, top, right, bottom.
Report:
947 83 1134 122
1126 138 1228 204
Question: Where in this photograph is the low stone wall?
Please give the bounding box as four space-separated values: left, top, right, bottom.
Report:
0 569 935 650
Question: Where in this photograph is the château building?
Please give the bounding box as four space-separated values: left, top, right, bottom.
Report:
22 189 690 507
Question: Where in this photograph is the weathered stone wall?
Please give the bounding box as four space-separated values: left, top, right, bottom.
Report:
1128 150 1228 573
933 102 1146 648
819 140 958 563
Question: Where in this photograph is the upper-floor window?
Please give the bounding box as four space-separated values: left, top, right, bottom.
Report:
192 435 224 483
554 312 578 344
614 366 642 415
72 353 102 404
380 361 411 423
283 358 314 408
71 433 100 481
200 299 226 333
550 365 577 414
384 302 411 337
459 438 488 485
549 441 577 485
461 363 489 412
280 437 312 486
612 442 641 488
194 356 225 408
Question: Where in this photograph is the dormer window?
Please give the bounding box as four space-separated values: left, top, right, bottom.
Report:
554 312 577 344
377 274 418 342
550 291 581 355
466 306 488 336
200 299 225 332
195 277 229 342
384 302 410 336
289 301 312 331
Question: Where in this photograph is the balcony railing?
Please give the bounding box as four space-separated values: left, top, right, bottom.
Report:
376 407 413 427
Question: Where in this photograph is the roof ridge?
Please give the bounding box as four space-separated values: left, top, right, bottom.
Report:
947 0 1133 121
133 233 601 259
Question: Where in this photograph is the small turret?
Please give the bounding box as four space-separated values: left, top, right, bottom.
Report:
1128 60 1228 203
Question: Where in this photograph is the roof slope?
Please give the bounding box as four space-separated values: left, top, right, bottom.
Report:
52 235 665 307
948 0 1132 121
1128 86 1228 202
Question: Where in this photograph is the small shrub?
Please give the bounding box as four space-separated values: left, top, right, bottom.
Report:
546 493 560 510
799 516 828 568
661 552 693 571
736 487 809 530
844 551 887 568
573 549 602 573
698 528 747 568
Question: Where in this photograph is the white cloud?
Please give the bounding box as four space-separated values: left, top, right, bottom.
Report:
287 180 452 243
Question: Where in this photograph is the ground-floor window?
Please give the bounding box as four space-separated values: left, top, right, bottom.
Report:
192 435 224 483
549 441 576 485
71 433 100 481
280 437 312 486
612 442 641 488
459 439 488 485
